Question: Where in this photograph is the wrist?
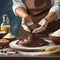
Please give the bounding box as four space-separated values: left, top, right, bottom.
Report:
38 18 49 26
22 15 29 18
45 12 57 23
22 15 34 26
44 18 50 24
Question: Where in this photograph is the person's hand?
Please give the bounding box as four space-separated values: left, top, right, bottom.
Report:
32 18 49 33
21 16 34 32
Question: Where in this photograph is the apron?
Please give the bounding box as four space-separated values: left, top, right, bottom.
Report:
19 0 60 38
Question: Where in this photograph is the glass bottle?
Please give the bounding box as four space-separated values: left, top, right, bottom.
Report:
1 14 10 33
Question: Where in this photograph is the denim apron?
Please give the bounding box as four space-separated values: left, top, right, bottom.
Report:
0 0 21 37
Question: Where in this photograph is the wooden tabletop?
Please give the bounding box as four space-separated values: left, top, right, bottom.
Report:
0 37 60 60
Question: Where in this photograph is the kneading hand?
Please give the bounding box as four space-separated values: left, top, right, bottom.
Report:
21 16 34 32
32 18 48 33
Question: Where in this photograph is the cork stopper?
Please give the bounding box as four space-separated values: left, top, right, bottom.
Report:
3 14 8 20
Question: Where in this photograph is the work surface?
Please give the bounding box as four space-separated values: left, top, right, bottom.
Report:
0 37 60 60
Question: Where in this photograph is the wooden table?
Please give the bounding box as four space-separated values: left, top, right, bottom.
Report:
0 53 60 60
0 37 60 60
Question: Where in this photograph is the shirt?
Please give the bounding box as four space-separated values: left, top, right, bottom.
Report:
12 0 60 20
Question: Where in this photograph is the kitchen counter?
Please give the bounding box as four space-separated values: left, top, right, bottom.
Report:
0 52 60 57
0 53 60 60
0 37 60 60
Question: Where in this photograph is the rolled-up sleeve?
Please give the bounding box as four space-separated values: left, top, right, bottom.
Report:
12 0 26 16
49 0 60 20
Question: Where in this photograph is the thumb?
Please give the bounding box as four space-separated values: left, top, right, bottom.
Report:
38 19 46 26
32 27 42 33
22 24 31 32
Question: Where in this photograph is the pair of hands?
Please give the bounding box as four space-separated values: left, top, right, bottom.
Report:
21 16 48 33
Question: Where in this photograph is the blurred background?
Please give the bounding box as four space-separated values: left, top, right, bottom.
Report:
0 0 21 37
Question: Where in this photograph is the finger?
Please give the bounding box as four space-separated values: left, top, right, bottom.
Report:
32 27 42 33
22 18 25 25
32 26 45 33
22 24 31 32
32 30 40 33
32 29 41 33
26 22 34 26
22 17 34 26
38 19 46 26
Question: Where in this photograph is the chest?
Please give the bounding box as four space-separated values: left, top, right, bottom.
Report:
22 0 52 9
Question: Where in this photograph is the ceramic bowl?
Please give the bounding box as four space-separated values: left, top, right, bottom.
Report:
0 31 7 39
3 37 16 42
49 33 60 45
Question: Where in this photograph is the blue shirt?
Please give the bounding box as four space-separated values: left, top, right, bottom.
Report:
0 0 21 37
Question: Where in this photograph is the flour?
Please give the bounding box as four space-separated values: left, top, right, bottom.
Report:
51 29 60 37
3 33 15 38
0 31 6 34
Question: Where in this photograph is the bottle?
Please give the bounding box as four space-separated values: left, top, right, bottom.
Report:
1 14 10 33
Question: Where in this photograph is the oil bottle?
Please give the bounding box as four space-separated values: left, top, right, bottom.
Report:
1 14 10 33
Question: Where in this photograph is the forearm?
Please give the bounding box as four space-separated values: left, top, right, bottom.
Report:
45 12 57 23
15 7 29 18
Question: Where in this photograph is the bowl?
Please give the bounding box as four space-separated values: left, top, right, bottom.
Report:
3 33 16 42
49 33 60 45
0 31 7 39
3 37 16 42
0 39 9 48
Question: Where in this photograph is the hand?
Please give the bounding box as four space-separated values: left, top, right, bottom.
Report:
21 16 34 32
32 18 49 33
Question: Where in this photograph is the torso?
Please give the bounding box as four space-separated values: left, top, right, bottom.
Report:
19 0 60 38
23 0 51 16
